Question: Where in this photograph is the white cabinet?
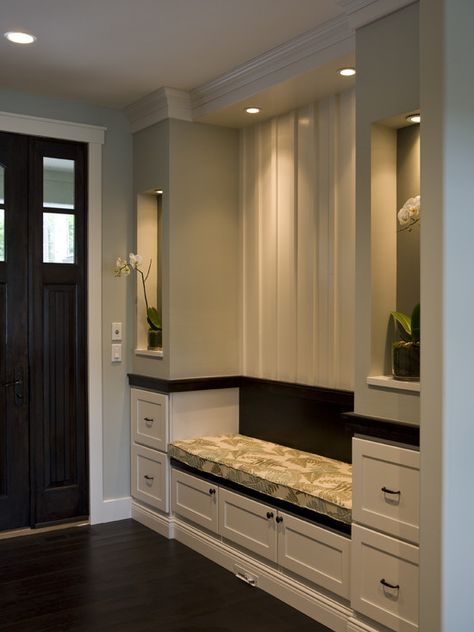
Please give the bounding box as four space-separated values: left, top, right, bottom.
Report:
278 511 350 599
351 437 420 632
132 444 169 512
131 388 168 452
219 488 277 562
171 468 351 600
351 525 419 632
352 438 420 544
172 468 219 535
131 387 170 514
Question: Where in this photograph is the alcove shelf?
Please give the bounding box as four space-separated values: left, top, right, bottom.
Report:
135 348 163 359
367 375 420 393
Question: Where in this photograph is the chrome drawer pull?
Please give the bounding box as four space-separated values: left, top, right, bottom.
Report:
144 417 154 426
144 475 154 481
381 486 401 495
380 578 400 591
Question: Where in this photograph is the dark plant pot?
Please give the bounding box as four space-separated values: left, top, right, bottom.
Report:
392 341 420 381
147 329 162 351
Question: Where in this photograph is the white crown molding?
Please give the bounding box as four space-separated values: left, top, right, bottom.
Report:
338 0 417 30
191 15 353 118
126 0 417 128
126 87 192 134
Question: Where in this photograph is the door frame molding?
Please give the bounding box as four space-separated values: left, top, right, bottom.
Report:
0 111 120 525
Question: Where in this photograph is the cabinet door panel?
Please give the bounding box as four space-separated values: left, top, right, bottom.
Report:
277 511 350 598
172 469 219 534
219 488 277 562
352 438 420 543
351 525 419 632
132 444 169 512
131 388 168 452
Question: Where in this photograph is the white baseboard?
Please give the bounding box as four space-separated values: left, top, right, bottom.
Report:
91 497 132 524
132 501 174 539
347 616 388 632
173 517 351 632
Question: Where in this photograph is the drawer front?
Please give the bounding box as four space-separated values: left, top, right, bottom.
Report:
351 525 419 632
132 444 169 512
352 438 420 543
277 512 350 599
131 388 168 452
171 469 219 534
219 488 277 563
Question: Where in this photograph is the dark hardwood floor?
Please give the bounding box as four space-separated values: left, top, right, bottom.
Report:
0 519 330 632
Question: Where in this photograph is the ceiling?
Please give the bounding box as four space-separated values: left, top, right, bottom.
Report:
0 0 347 109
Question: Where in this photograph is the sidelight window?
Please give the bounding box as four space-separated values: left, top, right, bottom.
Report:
42 157 75 264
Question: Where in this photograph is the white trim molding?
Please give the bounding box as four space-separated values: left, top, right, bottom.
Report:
190 16 353 119
0 110 113 526
126 87 192 134
338 0 417 30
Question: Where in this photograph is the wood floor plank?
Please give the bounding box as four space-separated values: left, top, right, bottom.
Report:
0 519 329 632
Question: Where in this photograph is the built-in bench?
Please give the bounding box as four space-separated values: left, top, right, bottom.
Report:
168 433 352 529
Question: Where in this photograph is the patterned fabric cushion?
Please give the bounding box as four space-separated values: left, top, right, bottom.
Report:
168 434 352 525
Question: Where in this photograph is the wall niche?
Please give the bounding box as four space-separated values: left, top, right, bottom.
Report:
135 189 163 356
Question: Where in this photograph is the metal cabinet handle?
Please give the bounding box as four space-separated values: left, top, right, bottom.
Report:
380 578 400 591
381 486 401 496
266 511 274 520
275 516 283 524
144 417 154 426
209 488 216 495
144 475 154 481
1 367 25 405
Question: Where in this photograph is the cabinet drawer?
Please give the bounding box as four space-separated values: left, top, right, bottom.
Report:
351 525 419 632
132 444 169 512
352 438 420 543
131 388 168 452
219 488 277 562
278 512 350 599
171 469 219 534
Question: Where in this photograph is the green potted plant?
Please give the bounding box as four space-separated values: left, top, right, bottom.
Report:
390 303 420 381
115 253 162 350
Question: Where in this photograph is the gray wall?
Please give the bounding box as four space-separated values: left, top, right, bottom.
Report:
0 89 134 500
355 3 420 422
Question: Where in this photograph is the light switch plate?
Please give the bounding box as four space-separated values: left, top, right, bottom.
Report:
111 343 122 362
112 322 122 341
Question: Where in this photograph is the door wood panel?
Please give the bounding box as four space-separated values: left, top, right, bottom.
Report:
29 137 88 527
0 132 30 530
0 132 88 530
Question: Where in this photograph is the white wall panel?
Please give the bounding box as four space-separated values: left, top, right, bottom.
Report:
241 89 355 390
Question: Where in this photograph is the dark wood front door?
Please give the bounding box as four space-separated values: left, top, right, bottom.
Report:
0 132 88 531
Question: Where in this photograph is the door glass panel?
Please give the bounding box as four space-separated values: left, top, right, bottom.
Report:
43 213 75 263
0 165 4 261
43 158 74 209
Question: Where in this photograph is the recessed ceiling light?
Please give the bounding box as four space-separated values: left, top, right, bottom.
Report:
406 113 421 124
245 107 261 114
154 189 163 195
338 67 356 77
4 31 37 45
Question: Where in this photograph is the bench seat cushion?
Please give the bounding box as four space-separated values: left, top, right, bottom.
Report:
168 434 352 525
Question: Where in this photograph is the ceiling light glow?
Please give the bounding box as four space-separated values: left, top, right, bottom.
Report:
406 113 421 124
4 31 36 44
338 67 356 77
245 107 261 114
154 189 164 195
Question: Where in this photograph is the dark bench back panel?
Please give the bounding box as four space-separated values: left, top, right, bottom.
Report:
239 378 354 463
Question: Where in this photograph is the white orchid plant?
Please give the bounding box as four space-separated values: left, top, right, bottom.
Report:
398 195 420 232
115 253 162 332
